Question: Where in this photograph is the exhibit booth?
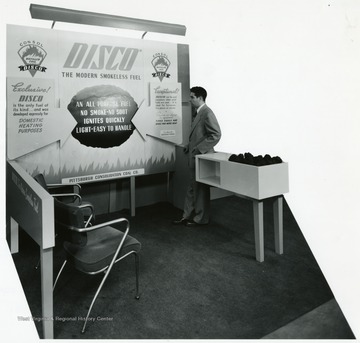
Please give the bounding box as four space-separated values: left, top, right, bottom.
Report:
5 4 292 340
5 2 360 341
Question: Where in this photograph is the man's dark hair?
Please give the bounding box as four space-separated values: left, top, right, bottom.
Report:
190 86 207 101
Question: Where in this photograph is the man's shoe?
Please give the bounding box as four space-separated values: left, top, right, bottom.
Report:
185 220 207 227
172 218 188 225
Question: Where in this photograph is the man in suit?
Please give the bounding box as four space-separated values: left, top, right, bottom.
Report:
174 86 221 227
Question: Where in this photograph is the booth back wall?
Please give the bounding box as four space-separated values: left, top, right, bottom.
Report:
7 24 189 184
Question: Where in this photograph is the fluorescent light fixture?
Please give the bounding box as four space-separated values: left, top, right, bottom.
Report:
29 3 186 36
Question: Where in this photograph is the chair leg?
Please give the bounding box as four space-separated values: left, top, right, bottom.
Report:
53 260 67 291
135 253 140 300
81 267 112 334
81 252 140 333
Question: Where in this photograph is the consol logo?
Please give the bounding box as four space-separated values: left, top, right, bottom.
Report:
63 43 141 71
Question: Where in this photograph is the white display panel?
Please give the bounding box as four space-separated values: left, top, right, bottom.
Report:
6 24 187 183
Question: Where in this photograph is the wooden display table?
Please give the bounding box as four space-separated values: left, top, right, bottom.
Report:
195 152 289 262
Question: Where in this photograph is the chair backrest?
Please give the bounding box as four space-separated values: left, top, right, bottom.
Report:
54 199 88 246
34 173 49 191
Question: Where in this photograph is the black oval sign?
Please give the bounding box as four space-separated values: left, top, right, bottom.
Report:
68 85 138 148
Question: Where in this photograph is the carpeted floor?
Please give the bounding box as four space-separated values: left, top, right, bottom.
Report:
12 195 354 339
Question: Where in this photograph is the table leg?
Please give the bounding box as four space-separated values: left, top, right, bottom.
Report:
253 201 264 262
10 217 19 254
40 247 54 339
109 182 117 213
130 176 136 217
273 196 284 255
166 172 172 203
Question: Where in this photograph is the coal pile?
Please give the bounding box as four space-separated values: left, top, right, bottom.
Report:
228 152 283 166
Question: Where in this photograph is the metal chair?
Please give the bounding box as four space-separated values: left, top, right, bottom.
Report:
34 173 82 204
33 173 87 270
53 199 141 334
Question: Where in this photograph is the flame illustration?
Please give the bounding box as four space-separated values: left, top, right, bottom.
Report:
21 45 46 59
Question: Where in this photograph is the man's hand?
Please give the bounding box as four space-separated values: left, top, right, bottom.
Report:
191 147 200 155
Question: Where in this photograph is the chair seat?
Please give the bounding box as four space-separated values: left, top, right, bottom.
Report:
64 226 141 273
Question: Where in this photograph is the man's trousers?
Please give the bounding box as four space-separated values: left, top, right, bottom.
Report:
182 168 210 224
